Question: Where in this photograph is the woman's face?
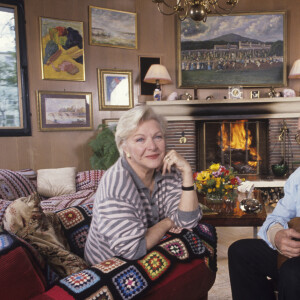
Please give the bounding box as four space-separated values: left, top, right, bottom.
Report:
123 119 166 173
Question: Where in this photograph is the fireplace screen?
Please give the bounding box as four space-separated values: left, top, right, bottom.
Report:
197 120 268 176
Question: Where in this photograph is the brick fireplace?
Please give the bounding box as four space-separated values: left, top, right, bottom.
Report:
148 98 300 178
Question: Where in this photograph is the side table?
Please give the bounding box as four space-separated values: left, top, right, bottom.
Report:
200 191 267 238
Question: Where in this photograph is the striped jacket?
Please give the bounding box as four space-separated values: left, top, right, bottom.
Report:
84 157 201 265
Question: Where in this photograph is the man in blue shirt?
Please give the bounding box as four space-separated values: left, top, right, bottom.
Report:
228 167 300 300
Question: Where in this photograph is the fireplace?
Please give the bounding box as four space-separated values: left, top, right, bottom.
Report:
196 120 269 176
149 98 300 178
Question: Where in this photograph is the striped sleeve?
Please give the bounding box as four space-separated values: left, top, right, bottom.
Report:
161 170 201 229
84 160 149 264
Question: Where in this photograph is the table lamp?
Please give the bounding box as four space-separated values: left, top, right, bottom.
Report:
144 64 172 101
289 59 300 79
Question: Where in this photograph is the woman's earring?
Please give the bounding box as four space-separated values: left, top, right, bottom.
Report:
126 152 131 158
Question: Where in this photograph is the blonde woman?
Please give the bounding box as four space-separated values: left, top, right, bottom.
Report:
84 105 201 264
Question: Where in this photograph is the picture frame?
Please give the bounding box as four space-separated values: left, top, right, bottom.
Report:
89 6 137 49
250 91 260 99
102 118 119 131
40 17 85 81
98 69 133 110
36 91 93 131
139 56 161 95
0 0 31 136
177 11 287 88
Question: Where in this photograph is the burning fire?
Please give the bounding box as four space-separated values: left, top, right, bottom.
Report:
218 121 261 168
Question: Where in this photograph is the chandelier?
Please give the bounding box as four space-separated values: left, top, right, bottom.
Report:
152 0 239 22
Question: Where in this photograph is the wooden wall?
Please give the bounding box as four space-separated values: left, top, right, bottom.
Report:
1 0 300 171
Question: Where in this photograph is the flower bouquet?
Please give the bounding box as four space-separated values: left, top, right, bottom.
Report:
194 163 244 213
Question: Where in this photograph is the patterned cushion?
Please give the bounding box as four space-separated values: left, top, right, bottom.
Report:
76 170 105 192
15 169 37 188
56 204 93 259
40 190 96 212
0 169 37 200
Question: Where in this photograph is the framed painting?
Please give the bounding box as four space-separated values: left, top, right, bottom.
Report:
36 91 93 131
40 17 85 81
102 118 118 131
139 56 161 95
177 11 287 88
89 6 137 49
98 69 133 110
0 0 31 136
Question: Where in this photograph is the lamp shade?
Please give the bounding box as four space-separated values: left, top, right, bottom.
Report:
289 59 300 79
144 64 172 85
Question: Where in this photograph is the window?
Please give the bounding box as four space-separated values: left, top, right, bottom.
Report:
0 0 31 136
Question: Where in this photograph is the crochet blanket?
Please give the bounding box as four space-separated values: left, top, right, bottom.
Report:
52 204 217 300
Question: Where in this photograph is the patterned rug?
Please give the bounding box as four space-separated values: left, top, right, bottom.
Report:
53 205 217 300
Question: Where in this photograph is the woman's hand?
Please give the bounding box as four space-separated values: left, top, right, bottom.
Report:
162 150 192 176
275 228 300 258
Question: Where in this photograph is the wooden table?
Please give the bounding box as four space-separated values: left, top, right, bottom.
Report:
200 191 267 238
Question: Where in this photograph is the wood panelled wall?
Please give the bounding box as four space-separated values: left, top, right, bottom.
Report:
1 0 300 171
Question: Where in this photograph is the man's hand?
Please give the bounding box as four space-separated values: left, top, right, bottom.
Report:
275 228 300 258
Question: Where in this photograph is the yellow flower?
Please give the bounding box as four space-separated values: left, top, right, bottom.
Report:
208 188 213 193
198 170 210 181
209 163 220 172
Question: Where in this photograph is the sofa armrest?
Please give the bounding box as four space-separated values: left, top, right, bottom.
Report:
0 230 59 299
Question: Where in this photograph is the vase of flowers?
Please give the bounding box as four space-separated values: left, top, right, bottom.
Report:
194 163 243 213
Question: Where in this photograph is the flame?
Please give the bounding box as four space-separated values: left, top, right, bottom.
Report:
218 121 261 167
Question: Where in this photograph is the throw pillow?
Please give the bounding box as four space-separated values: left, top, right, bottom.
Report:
0 169 37 200
37 167 77 198
2 193 88 277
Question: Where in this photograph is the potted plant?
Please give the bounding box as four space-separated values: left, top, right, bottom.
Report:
89 124 119 170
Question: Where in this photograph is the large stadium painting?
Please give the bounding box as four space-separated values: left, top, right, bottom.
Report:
177 12 287 88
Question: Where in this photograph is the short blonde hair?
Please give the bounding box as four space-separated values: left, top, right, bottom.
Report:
115 105 167 156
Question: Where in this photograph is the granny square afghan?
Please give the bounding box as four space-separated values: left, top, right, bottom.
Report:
138 251 171 281
53 204 217 300
85 285 114 300
159 238 189 260
60 269 101 293
112 266 148 300
94 257 127 273
183 231 206 255
57 207 85 229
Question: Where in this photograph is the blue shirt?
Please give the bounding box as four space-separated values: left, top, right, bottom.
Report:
258 167 300 249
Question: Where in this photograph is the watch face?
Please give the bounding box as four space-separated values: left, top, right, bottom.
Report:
229 86 243 99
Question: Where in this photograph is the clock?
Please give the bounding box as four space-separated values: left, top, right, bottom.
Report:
229 86 243 99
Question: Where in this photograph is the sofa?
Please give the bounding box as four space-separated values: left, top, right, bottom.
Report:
0 168 217 300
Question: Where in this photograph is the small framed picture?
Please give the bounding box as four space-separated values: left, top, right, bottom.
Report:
102 118 118 131
250 91 260 99
228 86 243 99
98 69 133 110
36 91 93 131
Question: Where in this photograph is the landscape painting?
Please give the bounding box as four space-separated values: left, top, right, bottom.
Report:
177 12 286 88
40 17 85 81
37 91 93 131
89 6 137 49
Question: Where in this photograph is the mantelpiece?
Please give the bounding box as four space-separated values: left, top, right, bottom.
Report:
146 97 300 121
